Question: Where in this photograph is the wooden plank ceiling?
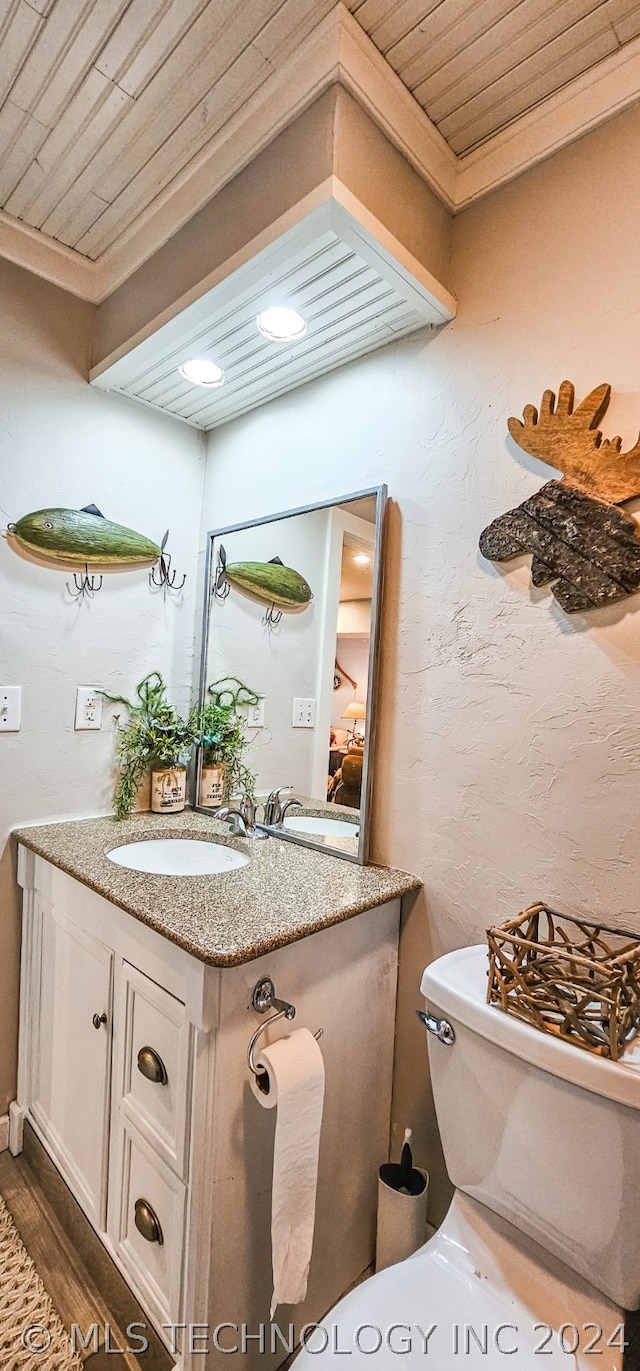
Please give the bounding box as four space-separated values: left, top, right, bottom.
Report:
0 0 343 259
0 0 638 262
352 0 640 153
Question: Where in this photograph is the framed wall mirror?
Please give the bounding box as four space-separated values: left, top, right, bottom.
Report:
196 485 387 863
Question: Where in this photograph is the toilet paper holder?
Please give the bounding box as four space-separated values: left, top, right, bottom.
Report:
247 976 322 1079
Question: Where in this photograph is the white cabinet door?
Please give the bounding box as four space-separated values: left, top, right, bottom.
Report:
32 902 113 1229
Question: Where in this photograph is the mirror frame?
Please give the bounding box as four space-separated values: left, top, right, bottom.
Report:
195 485 387 864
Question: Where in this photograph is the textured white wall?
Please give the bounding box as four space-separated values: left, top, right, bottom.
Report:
203 508 331 795
202 102 640 1220
0 260 204 1113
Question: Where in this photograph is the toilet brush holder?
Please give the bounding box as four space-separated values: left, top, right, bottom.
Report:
375 1165 429 1272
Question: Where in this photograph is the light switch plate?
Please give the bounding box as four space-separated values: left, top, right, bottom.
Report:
0 686 21 731
292 697 316 728
75 686 103 730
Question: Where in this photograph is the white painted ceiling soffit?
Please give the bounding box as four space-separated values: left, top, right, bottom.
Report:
0 3 639 305
91 86 453 369
89 187 456 430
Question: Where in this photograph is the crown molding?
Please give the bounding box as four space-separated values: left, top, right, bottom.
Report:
455 29 640 209
92 6 349 300
333 8 458 210
0 206 97 301
1 3 639 304
95 2 460 294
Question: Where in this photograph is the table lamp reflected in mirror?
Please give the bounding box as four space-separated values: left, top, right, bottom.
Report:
342 699 366 743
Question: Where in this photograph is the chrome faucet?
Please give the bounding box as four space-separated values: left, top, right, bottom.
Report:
214 793 268 840
263 786 292 826
280 796 303 824
263 786 303 828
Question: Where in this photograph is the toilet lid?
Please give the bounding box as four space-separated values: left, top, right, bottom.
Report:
291 1244 575 1369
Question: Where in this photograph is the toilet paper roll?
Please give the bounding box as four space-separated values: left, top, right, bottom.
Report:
251 1028 325 1317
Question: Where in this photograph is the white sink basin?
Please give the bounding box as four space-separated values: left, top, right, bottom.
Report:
283 815 359 839
106 838 249 876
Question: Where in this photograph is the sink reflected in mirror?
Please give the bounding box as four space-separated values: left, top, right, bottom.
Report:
106 838 249 877
283 815 360 839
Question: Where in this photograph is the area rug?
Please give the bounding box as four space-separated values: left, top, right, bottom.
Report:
0 1193 83 1370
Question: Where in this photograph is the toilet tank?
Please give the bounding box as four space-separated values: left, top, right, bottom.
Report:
421 945 640 1310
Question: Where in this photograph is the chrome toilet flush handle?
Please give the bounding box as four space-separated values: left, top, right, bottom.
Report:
416 1010 455 1045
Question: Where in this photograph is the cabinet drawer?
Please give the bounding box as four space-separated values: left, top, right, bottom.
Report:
113 1123 186 1329
118 962 192 1176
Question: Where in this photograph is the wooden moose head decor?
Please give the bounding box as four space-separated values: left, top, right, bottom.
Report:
479 382 640 611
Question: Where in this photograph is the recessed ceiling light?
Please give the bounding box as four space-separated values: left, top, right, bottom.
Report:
353 552 371 566
179 358 225 387
256 306 307 342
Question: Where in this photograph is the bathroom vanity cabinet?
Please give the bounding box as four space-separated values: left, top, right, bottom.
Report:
11 834 416 1371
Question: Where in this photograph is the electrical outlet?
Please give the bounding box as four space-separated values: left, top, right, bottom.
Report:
75 686 103 731
0 686 21 732
246 696 265 728
292 697 316 728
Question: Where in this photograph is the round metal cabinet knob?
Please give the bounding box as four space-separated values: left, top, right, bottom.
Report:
92 1013 107 1030
137 1045 168 1085
134 1198 164 1245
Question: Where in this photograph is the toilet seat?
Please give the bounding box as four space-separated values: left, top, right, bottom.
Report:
292 1193 623 1371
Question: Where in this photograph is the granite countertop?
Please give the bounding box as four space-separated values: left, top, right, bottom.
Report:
12 811 421 967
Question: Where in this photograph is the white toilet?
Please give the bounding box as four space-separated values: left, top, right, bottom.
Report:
294 944 640 1370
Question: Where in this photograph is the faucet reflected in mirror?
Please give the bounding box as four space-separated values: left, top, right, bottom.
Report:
196 487 387 863
214 792 268 839
263 786 303 828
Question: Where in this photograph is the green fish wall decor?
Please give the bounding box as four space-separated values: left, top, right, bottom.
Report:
214 546 313 627
7 505 186 602
8 505 161 567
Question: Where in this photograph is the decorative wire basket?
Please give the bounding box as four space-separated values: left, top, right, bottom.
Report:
486 902 640 1059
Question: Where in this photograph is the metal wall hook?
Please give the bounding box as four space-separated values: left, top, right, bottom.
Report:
67 565 103 601
149 530 186 593
262 602 282 629
213 544 231 603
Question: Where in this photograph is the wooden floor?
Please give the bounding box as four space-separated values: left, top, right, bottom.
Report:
0 1135 172 1370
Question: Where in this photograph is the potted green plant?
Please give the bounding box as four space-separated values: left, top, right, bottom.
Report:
198 678 258 807
102 673 200 819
